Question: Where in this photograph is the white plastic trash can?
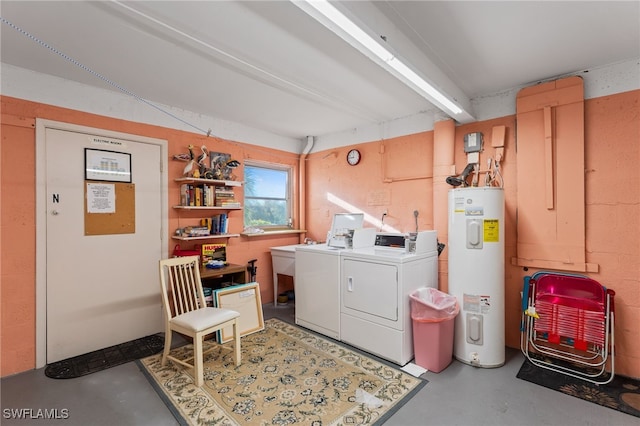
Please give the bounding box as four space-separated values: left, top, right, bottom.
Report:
410 287 459 373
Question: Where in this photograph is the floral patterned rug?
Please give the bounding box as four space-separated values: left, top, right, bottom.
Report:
137 318 426 425
517 358 640 418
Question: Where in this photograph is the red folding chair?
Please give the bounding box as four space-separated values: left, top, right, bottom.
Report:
521 271 615 385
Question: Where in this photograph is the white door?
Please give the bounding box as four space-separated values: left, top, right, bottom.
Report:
45 127 164 363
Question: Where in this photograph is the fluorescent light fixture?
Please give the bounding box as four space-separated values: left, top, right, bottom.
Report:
297 0 463 115
305 1 394 62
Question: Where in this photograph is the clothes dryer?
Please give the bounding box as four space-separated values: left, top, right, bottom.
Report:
339 232 439 365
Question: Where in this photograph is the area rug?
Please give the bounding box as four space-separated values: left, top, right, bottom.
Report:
45 334 164 379
137 318 426 425
517 358 640 418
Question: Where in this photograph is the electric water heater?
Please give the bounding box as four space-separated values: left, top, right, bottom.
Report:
448 187 505 367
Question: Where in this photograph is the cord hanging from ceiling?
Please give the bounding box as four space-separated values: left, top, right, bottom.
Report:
0 16 211 136
1 16 310 160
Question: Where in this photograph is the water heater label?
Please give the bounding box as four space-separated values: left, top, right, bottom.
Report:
483 219 500 242
479 296 491 313
465 206 484 216
463 294 479 312
463 293 492 313
453 196 466 213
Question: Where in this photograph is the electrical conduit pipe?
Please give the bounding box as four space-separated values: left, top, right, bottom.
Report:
299 136 314 244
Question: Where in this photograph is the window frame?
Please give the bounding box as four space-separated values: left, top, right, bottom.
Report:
243 160 293 230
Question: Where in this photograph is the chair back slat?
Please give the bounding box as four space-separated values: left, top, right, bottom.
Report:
159 256 205 318
174 263 193 314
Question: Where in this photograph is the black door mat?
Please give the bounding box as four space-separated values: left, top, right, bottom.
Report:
45 334 164 379
517 358 640 418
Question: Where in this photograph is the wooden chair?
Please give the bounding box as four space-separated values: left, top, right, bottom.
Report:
159 256 241 386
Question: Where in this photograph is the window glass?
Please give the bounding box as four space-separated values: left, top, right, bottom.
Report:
244 162 291 228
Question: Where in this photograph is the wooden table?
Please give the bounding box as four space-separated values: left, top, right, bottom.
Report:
200 263 247 289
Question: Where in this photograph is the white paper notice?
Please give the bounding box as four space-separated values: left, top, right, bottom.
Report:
401 362 427 377
87 183 115 213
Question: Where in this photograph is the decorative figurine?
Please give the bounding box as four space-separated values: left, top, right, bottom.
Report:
196 145 209 177
210 152 240 180
174 146 240 180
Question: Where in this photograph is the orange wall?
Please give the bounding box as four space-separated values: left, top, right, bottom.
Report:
2 90 639 378
304 90 639 378
0 96 301 376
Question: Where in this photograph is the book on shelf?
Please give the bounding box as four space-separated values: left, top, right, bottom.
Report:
214 186 235 194
179 184 219 207
219 213 228 234
206 185 215 206
218 201 241 208
194 186 202 206
200 218 212 232
214 187 236 205
180 184 190 206
182 226 210 237
197 213 229 235
214 213 229 234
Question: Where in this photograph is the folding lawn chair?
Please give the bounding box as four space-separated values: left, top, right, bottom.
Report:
520 271 615 385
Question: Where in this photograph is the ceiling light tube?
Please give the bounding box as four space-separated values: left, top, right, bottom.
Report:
386 57 463 114
302 0 394 62
295 0 463 116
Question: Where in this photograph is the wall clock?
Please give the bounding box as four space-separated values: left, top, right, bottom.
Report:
347 149 361 166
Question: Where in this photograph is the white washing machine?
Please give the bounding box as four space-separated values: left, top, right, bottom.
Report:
339 231 439 365
295 244 344 339
294 214 374 340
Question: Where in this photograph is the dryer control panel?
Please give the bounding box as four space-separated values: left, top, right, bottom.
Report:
374 233 405 248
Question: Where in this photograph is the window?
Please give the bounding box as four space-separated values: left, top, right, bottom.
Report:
244 162 292 229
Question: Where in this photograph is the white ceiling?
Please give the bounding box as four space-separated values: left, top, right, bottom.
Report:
1 1 639 141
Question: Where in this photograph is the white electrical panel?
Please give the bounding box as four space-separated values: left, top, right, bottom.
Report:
464 132 483 153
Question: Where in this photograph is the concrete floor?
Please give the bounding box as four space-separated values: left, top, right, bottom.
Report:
1 303 636 426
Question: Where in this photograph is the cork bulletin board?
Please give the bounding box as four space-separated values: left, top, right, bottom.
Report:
84 181 135 235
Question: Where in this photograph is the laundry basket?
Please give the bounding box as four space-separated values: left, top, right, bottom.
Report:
410 288 459 372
